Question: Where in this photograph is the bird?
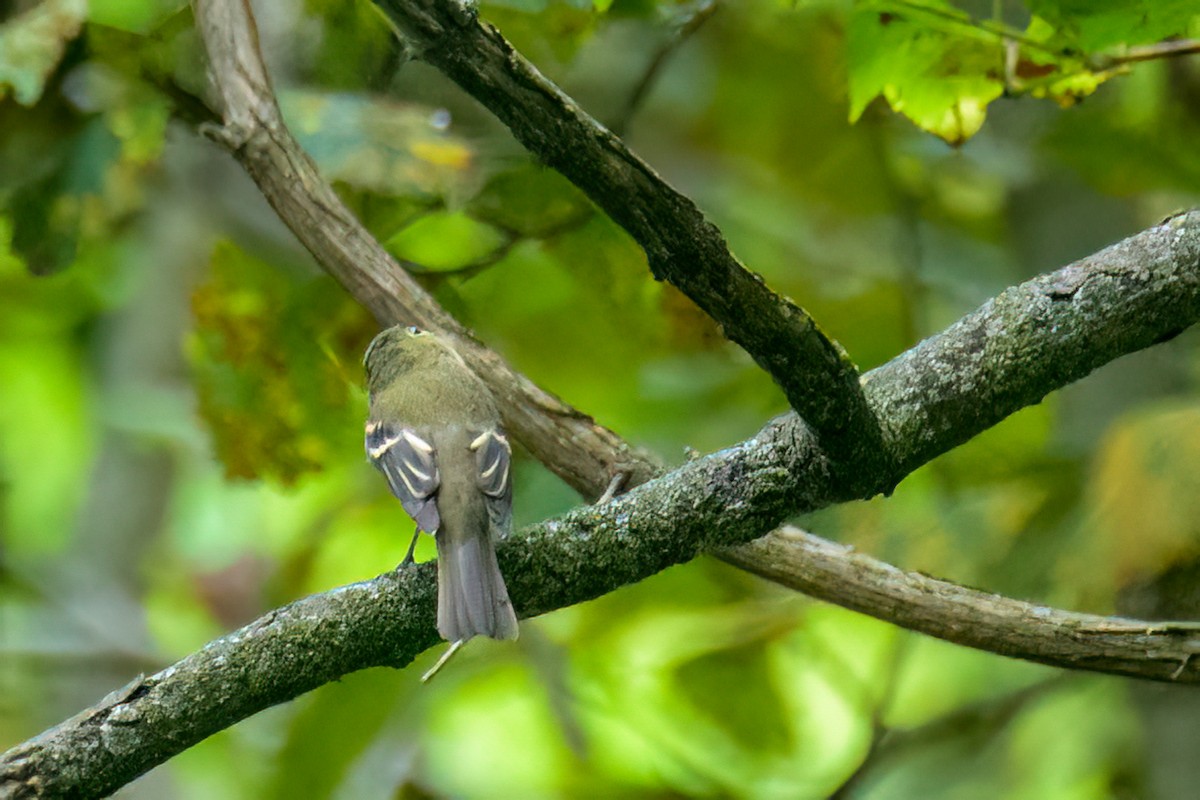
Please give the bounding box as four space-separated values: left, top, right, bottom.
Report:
363 325 519 647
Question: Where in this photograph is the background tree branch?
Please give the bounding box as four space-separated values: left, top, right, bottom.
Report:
192 0 660 500
828 676 1071 799
610 0 718 138
720 529 1200 680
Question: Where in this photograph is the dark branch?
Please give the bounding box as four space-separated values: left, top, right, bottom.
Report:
371 0 891 485
828 676 1069 799
1094 38 1200 68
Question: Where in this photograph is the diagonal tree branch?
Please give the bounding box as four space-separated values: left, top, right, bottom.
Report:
192 0 660 500
371 0 891 483
720 529 1200 680
864 212 1200 476
5 209 1200 798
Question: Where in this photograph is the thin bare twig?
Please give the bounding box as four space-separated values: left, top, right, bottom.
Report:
611 0 718 138
828 676 1070 798
1097 38 1200 68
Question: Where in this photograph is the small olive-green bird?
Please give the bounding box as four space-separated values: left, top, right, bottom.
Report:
364 325 518 642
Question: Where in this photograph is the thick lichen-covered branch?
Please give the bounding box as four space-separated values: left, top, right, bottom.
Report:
866 212 1200 474
5 211 1200 798
0 568 440 800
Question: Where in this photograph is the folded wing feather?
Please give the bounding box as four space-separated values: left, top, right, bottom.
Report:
366 422 441 535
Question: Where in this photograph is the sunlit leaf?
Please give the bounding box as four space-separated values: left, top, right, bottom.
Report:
1025 0 1199 51
2 60 168 275
88 0 186 34
0 337 93 555
303 504 411 594
847 1 1003 145
426 665 575 797
1007 681 1138 796
483 0 599 63
0 219 99 555
383 210 509 271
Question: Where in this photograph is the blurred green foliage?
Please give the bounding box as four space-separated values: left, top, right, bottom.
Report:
189 240 372 484
2 0 1200 797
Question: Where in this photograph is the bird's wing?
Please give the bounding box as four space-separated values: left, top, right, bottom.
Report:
469 428 512 538
366 421 441 534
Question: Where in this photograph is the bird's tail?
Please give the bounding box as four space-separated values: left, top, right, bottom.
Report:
435 530 518 641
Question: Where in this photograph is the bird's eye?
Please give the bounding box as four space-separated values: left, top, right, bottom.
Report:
406 325 422 335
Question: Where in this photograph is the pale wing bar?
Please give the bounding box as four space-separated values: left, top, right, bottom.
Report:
366 421 441 534
470 428 512 538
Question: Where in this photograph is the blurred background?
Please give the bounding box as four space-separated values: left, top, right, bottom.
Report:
3 0 1200 797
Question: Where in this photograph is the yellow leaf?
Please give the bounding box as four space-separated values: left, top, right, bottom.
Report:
1090 405 1200 586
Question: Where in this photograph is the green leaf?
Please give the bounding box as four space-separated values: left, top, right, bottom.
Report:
303 0 398 90
847 1 1003 145
0 217 102 555
1089 403 1200 588
1 57 169 275
88 0 187 34
1026 0 1199 51
1007 682 1139 796
383 210 509 271
0 335 94 555
469 164 593 237
482 0 600 63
